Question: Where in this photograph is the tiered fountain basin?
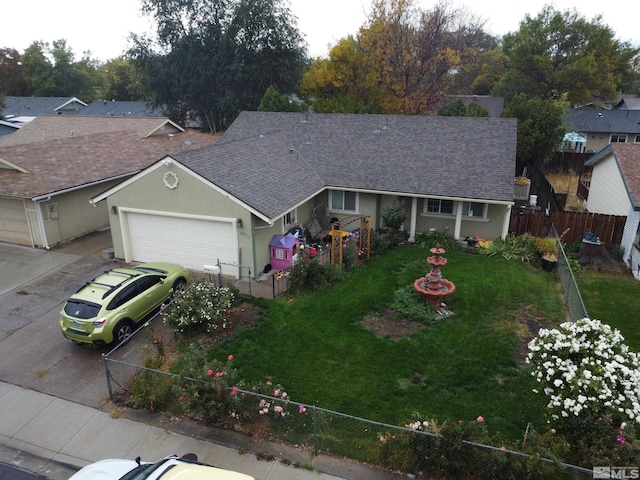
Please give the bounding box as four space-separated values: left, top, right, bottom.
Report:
414 243 456 313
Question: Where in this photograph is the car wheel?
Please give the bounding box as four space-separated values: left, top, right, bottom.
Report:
113 320 134 344
172 277 187 295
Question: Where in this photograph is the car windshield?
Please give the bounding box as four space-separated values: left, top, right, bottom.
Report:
132 266 169 274
63 299 100 319
119 459 171 480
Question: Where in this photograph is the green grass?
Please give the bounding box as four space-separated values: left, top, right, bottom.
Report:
204 245 570 442
577 268 640 349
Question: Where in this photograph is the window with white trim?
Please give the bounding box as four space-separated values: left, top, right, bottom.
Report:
331 190 357 212
462 201 485 218
283 210 295 230
610 134 627 143
424 198 454 215
634 135 640 144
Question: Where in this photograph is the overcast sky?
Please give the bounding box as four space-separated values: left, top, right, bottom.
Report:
2 0 638 62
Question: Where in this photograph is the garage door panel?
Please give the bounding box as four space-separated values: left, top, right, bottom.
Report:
126 213 237 275
0 198 31 245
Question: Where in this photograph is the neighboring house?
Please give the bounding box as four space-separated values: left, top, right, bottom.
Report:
567 108 640 153
614 94 640 111
0 116 218 247
584 143 640 279
0 120 20 137
91 111 517 278
442 95 505 118
1 96 87 124
70 99 163 117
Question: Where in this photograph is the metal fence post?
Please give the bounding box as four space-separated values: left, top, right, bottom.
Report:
102 352 113 400
313 405 318 456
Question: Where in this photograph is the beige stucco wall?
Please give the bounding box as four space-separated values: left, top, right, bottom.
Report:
38 183 116 247
106 163 253 265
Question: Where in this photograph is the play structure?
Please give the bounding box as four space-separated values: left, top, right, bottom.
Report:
328 214 371 267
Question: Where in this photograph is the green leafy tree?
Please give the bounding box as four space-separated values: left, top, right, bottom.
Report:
300 36 389 113
501 93 566 172
257 85 307 112
97 57 148 101
129 0 307 132
497 5 639 104
20 40 100 100
0 48 29 96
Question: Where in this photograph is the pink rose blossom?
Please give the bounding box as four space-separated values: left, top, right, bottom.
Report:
228 355 234 361
477 416 484 423
207 369 213 376
299 405 307 413
230 386 238 396
274 389 280 397
266 380 272 385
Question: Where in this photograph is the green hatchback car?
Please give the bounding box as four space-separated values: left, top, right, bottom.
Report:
59 262 190 346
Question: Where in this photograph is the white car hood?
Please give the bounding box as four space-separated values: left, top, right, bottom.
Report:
69 458 138 480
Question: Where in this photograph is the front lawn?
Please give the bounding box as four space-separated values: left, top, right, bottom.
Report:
205 244 566 441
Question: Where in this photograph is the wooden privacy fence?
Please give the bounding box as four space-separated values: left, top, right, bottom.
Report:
509 210 626 245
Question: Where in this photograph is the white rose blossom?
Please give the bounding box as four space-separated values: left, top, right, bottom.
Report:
526 318 640 423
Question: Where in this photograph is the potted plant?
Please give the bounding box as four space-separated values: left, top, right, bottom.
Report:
536 237 558 271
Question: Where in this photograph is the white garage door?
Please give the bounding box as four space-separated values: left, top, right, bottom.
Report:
126 212 238 276
0 198 31 245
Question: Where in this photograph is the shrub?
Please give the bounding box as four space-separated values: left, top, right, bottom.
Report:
381 197 406 232
478 234 538 262
164 281 234 334
288 248 343 293
610 244 625 261
526 318 640 465
391 286 437 324
415 230 461 252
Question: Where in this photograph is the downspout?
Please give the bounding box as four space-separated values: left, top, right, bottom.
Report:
252 223 273 281
35 197 51 250
501 204 512 240
409 197 418 242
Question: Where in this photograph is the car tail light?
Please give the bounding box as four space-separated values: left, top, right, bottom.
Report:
93 317 108 328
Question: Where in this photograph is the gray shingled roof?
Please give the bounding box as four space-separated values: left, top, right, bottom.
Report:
568 109 640 134
74 100 163 117
173 111 517 220
443 95 505 118
2 96 87 117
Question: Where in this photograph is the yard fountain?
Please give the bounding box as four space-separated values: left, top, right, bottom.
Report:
413 243 455 317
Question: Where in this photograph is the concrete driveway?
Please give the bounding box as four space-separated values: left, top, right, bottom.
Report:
0 233 122 407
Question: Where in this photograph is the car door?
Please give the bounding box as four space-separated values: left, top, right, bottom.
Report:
130 275 167 321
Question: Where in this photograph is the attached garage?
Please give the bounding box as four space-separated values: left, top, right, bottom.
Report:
121 210 239 276
0 197 31 245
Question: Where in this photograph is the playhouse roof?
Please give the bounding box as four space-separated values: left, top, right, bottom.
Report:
269 234 299 249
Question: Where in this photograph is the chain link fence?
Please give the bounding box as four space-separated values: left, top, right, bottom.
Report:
102 297 594 479
551 225 589 322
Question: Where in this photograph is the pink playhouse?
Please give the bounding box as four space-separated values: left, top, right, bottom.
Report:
269 234 301 271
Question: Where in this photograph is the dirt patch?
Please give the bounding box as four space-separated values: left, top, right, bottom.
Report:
514 307 555 364
362 310 425 341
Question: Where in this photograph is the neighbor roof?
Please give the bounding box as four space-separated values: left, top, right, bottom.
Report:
75 100 163 117
2 96 87 118
170 111 517 221
568 108 640 134
0 115 184 147
586 143 640 209
0 120 219 199
442 95 505 118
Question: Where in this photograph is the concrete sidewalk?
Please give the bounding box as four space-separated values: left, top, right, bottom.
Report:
0 382 400 480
